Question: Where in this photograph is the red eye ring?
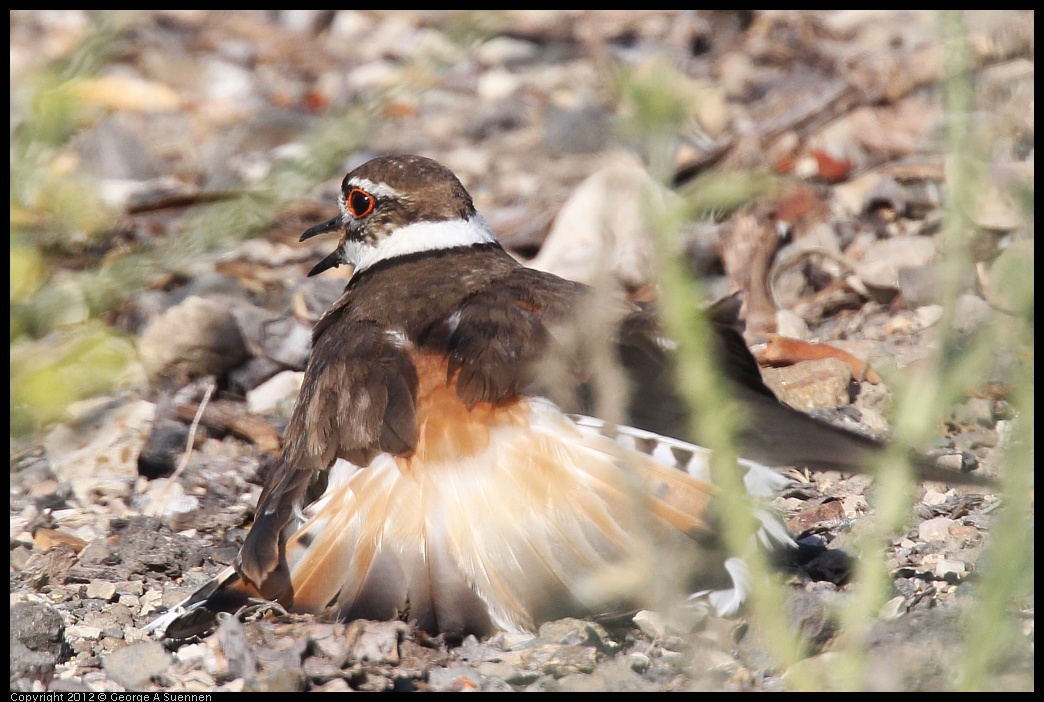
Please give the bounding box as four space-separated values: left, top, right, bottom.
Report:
347 188 376 218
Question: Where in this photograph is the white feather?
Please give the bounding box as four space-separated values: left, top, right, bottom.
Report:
344 214 497 274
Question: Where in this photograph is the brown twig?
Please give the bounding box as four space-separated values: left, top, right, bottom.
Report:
145 381 215 518
173 398 284 456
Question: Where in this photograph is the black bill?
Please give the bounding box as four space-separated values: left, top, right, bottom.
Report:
300 216 342 242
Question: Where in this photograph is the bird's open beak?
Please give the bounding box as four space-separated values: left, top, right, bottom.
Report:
300 216 342 242
307 249 344 277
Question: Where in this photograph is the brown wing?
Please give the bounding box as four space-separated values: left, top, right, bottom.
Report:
238 319 418 589
442 267 587 407
616 293 890 471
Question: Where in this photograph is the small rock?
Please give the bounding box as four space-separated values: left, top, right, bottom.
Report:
426 665 485 692
11 601 66 657
102 640 173 689
967 181 1024 231
537 617 617 652
347 619 408 664
114 580 145 596
138 296 249 383
476 660 536 686
473 35 539 67
935 559 966 580
43 399 156 486
518 643 598 678
951 397 996 428
163 493 202 532
10 545 32 571
915 304 945 329
775 309 810 339
139 589 164 617
243 666 305 693
117 594 140 609
174 643 208 666
66 625 103 640
897 263 941 306
932 451 974 473
761 358 852 411
787 591 836 646
980 238 1034 314
10 639 59 685
786 499 845 535
633 609 672 640
627 652 650 673
217 615 259 682
477 69 522 101
255 316 312 370
704 648 742 673
246 370 304 416
879 596 906 620
948 523 980 544
311 678 353 692
529 156 676 289
841 494 867 518
856 236 937 295
922 489 949 506
919 516 957 543
85 580 117 601
137 420 189 479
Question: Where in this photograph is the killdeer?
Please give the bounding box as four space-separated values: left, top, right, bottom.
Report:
151 154 984 640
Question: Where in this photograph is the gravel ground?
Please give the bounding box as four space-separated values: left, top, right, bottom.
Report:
10 10 1033 692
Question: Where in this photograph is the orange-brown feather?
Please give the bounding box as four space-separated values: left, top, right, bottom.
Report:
256 353 726 634
405 352 528 466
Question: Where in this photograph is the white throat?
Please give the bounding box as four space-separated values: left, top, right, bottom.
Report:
342 214 497 274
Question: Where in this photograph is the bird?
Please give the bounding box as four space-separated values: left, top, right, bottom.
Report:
149 154 988 640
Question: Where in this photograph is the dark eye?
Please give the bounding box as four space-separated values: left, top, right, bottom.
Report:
347 188 376 218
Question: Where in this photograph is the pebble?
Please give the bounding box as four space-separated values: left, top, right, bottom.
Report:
86 580 117 601
347 620 408 664
918 516 957 543
8 9 1033 694
67 625 104 640
951 397 996 427
426 666 485 692
43 399 156 486
633 609 673 640
117 594 140 608
246 370 305 416
761 358 853 412
856 236 937 294
137 296 249 383
528 157 672 289
518 643 598 678
935 559 967 580
102 641 174 690
114 580 145 596
537 617 617 652
841 494 868 518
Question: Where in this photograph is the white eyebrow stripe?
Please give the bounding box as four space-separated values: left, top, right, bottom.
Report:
345 177 400 200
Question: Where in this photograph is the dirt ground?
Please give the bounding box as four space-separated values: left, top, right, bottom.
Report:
10 11 1034 692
